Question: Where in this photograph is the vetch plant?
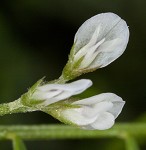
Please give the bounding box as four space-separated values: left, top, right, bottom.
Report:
0 12 129 129
0 12 129 128
0 12 139 150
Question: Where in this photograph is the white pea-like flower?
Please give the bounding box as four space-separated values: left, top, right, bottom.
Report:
61 93 125 130
69 12 129 71
31 79 92 106
29 79 125 130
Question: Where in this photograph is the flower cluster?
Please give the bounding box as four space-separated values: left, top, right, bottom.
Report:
32 79 125 130
28 12 129 130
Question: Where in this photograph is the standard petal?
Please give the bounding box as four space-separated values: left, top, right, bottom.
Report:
33 90 62 100
94 93 125 118
74 13 122 53
89 19 129 68
73 94 103 105
73 12 129 69
63 79 92 94
32 79 92 105
90 112 115 130
73 93 125 118
73 93 123 105
94 101 113 113
37 79 92 94
108 100 125 118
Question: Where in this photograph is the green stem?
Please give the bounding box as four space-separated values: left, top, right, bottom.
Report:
10 134 27 150
0 123 146 140
0 99 35 116
0 76 67 117
124 134 140 150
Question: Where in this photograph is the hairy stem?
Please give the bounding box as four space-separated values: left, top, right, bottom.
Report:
0 99 35 116
0 123 146 140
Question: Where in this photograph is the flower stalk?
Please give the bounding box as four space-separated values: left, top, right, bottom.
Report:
0 99 33 116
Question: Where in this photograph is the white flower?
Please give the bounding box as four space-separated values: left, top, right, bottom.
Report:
71 12 129 70
61 93 125 130
31 79 92 106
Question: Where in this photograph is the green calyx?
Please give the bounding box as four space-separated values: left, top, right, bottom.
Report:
20 78 45 108
42 98 81 127
61 44 98 81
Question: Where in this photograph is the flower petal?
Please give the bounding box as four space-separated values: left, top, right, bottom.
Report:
108 100 125 118
73 93 122 105
32 79 92 105
73 12 129 69
61 108 98 126
94 101 113 113
37 79 92 94
90 112 115 130
33 90 62 100
73 93 125 118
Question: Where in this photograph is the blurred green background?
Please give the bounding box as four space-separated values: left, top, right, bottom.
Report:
0 0 146 149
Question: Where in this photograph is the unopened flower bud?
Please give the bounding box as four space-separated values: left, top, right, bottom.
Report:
61 93 125 130
31 79 92 106
62 12 129 80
